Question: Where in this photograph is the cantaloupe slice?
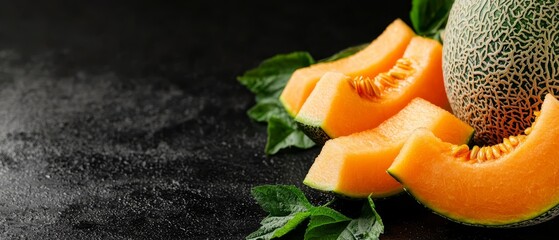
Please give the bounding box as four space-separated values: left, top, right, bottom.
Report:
387 94 559 227
295 36 449 144
279 18 415 117
303 97 473 198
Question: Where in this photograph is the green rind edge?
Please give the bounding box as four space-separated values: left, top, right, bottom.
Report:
398 185 559 228
279 95 297 118
296 121 331 146
387 143 559 228
303 177 405 200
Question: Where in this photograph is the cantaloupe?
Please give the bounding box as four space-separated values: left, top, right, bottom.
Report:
303 97 473 198
296 36 450 144
443 0 559 145
388 93 559 227
279 18 415 117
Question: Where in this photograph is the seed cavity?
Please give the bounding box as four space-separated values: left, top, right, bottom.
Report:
451 111 539 163
349 58 416 99
452 135 526 163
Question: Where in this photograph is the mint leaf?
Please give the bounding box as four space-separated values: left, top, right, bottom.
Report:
247 185 313 240
246 98 315 155
304 207 351 240
238 52 316 155
247 99 285 123
410 0 455 41
246 212 311 240
266 114 315 155
247 186 384 240
251 185 313 215
337 197 384 240
238 52 315 100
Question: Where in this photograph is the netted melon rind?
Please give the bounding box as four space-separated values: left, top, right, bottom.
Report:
443 0 559 145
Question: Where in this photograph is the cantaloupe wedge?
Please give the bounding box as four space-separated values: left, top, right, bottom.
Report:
387 94 559 227
303 97 473 198
295 36 449 144
279 18 415 117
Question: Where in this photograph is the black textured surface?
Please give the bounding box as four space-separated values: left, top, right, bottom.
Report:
0 1 558 239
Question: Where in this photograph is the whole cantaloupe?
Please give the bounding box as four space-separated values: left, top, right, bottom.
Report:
443 0 559 145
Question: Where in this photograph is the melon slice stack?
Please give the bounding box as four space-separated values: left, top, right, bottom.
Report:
279 18 415 117
303 98 473 198
294 36 449 144
274 0 559 230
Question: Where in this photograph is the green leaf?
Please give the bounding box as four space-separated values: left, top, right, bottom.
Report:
247 186 384 240
337 197 384 240
247 99 285 123
410 0 455 41
246 212 311 240
247 185 314 240
251 185 312 216
304 207 351 240
238 52 315 100
265 113 315 155
238 52 316 155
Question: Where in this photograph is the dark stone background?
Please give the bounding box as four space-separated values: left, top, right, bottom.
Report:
0 0 557 239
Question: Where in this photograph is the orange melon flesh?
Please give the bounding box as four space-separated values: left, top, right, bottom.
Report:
303 97 473 198
388 94 559 226
279 18 415 117
295 36 449 140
